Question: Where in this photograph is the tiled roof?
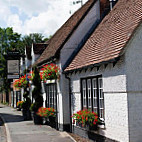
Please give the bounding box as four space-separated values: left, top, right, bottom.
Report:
65 0 142 72
33 43 48 54
35 0 97 66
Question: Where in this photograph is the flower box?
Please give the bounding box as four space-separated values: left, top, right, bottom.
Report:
72 109 100 131
36 107 56 127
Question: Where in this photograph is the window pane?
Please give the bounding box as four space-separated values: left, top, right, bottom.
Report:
46 84 57 109
87 79 92 108
98 77 104 120
81 77 104 121
92 78 98 113
82 79 86 108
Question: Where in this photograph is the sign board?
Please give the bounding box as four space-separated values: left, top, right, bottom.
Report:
7 75 20 79
7 60 19 74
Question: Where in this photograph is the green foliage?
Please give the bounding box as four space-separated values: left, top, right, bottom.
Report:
0 27 25 54
22 33 45 47
0 27 25 92
31 66 43 112
22 80 31 110
22 98 31 110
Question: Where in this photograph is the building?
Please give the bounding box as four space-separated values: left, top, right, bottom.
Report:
35 0 114 132
64 0 142 141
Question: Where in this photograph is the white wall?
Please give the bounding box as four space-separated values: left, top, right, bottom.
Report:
31 44 40 65
69 58 129 142
25 57 32 70
125 23 142 142
57 0 101 128
56 61 69 127
60 0 100 68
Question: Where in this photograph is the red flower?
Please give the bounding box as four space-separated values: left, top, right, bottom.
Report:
93 120 96 125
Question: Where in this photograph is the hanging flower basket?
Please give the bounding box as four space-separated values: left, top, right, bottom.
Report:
40 63 60 81
13 75 29 89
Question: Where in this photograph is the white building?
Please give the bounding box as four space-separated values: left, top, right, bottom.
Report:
35 0 113 132
64 0 142 141
34 0 142 141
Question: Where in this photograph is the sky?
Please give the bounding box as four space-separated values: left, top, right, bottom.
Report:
0 0 88 38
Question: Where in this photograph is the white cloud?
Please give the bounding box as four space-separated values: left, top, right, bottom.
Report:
7 14 23 33
0 0 88 37
0 0 11 22
22 0 71 36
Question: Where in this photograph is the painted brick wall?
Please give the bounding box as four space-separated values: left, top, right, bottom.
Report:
125 24 142 142
57 0 101 128
69 58 129 142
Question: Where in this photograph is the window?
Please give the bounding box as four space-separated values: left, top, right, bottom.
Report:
45 83 57 109
81 76 104 120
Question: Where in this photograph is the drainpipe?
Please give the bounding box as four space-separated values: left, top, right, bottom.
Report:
65 73 72 133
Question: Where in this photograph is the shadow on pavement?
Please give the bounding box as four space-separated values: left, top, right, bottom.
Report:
0 113 24 123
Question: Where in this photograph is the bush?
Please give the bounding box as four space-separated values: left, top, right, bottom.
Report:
32 66 43 112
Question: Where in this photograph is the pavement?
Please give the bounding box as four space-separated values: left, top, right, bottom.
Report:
0 116 7 142
0 104 75 142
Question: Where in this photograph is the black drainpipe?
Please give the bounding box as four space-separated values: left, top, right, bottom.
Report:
65 73 72 133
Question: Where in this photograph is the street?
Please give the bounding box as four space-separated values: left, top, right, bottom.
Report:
0 104 74 142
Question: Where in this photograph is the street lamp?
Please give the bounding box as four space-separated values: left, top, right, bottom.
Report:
69 0 83 14
73 0 83 6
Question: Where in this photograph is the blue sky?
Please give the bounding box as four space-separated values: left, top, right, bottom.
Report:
0 0 88 38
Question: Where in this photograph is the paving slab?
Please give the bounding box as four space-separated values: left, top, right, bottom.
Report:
0 116 7 142
0 104 75 142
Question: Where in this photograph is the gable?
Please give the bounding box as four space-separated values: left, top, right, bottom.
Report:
65 0 142 72
35 0 97 66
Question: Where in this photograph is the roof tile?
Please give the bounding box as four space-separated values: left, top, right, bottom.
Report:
65 0 142 71
35 0 96 65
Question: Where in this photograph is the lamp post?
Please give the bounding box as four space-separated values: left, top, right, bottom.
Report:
69 0 83 14
73 0 83 6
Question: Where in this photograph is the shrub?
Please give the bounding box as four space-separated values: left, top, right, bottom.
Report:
32 66 43 112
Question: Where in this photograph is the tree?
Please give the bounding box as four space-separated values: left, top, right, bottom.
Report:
32 66 43 112
31 66 43 124
0 27 25 93
0 27 25 55
22 33 45 47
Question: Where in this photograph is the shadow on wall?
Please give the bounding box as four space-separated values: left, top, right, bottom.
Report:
88 130 117 142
